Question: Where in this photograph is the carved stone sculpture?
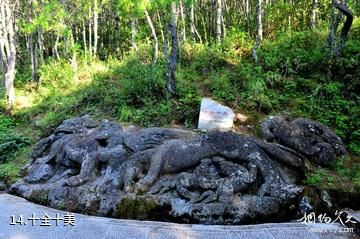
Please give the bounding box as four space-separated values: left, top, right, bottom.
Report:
10 115 346 224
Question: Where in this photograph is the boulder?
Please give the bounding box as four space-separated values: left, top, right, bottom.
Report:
260 116 347 166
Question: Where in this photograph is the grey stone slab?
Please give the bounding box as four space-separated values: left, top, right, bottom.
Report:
104 225 149 239
304 223 359 239
1 194 359 239
0 225 73 239
314 230 360 239
268 228 318 239
228 230 276 239
66 220 110 239
188 230 230 239
147 227 189 239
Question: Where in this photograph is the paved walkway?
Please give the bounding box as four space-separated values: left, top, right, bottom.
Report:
0 193 358 239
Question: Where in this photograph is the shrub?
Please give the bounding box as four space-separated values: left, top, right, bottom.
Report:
0 114 30 163
38 59 74 91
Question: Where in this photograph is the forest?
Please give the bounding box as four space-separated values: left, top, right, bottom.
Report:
0 0 360 197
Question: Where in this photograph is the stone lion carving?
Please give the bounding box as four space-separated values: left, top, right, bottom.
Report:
9 115 345 224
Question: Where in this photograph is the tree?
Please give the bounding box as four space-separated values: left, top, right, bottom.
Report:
216 0 222 42
327 0 353 56
0 0 18 107
165 2 178 96
252 0 263 63
144 8 158 64
310 0 318 29
336 1 353 52
93 0 98 59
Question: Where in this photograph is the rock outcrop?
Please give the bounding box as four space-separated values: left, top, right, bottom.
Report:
260 116 347 167
10 115 346 224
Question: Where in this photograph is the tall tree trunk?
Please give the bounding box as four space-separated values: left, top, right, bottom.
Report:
336 1 353 54
222 15 226 40
37 28 44 63
156 11 164 44
29 33 37 82
252 0 263 63
54 34 60 60
28 0 37 83
0 1 17 107
310 0 318 29
190 1 202 43
93 0 98 59
179 0 186 43
216 0 222 42
190 1 195 42
327 0 337 60
245 0 250 36
130 15 138 51
0 41 5 94
166 3 178 96
82 20 87 64
70 32 77 80
144 9 158 64
89 6 93 61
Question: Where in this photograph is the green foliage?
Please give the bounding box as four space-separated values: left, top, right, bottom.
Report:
305 168 327 185
38 59 74 91
115 57 166 107
259 30 326 77
333 156 360 188
111 55 200 127
350 17 360 40
0 115 30 163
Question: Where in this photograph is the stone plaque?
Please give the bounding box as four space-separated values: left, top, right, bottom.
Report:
197 98 235 130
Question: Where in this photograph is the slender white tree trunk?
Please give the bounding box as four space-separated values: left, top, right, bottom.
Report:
0 1 16 107
190 1 195 42
28 0 37 82
82 20 87 64
54 34 60 60
216 0 222 42
252 0 263 63
130 16 138 51
70 32 77 80
310 0 318 29
29 33 36 82
37 28 44 64
93 0 98 59
179 0 186 43
88 6 93 61
144 9 158 64
156 11 164 43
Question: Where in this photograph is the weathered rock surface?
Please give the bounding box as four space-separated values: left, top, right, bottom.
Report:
10 115 345 224
260 116 347 166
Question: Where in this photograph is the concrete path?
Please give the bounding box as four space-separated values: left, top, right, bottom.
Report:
0 193 358 239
